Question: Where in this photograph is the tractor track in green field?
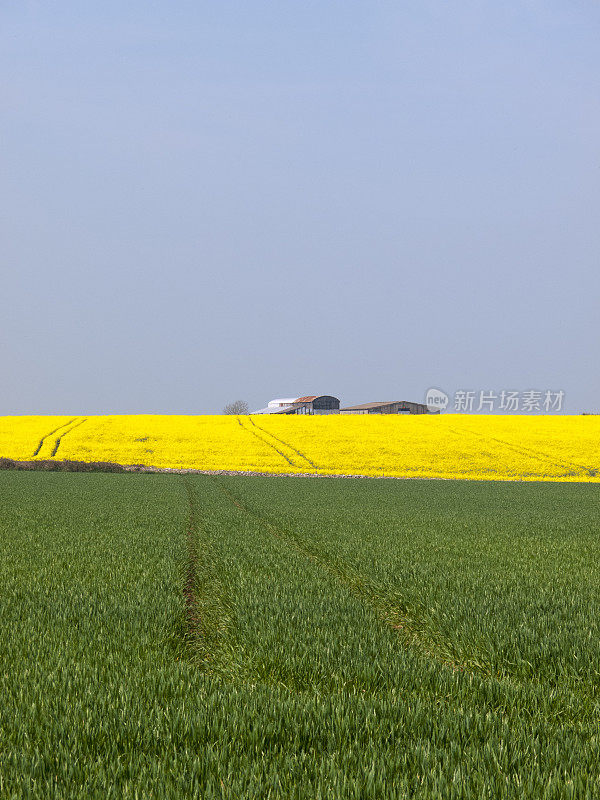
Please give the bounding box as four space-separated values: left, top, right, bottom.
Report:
207 478 600 721
181 479 203 651
180 478 239 674
211 478 473 675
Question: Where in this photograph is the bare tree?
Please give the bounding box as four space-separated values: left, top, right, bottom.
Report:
222 400 249 415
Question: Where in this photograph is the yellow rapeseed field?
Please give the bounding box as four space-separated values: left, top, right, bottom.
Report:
0 416 74 461
0 414 597 482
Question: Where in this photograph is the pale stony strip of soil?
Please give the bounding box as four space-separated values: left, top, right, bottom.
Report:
0 456 595 482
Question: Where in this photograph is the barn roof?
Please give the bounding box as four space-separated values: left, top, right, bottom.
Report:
340 401 415 410
268 398 298 406
252 404 303 414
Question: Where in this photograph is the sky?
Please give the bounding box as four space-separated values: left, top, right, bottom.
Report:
1 1 599 414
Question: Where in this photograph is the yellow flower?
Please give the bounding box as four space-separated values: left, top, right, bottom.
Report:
0 414 598 482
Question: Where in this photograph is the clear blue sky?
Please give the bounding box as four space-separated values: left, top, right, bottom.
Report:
2 1 599 413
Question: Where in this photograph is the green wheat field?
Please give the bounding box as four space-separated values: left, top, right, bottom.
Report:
1 471 599 798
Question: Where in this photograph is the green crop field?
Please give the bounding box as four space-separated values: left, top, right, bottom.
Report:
1 472 600 799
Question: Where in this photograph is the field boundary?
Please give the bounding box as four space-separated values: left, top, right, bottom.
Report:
1 456 599 483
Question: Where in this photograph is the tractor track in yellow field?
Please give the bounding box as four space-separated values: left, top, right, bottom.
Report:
50 418 88 457
447 425 598 478
236 416 301 469
32 418 77 457
32 417 88 459
246 417 318 471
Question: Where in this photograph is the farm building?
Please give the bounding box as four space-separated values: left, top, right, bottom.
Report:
252 395 340 415
340 400 435 415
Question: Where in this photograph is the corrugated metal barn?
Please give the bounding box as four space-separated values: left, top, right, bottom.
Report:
252 395 341 415
340 400 434 415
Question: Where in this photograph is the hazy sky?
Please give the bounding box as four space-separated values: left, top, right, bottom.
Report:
2 1 599 414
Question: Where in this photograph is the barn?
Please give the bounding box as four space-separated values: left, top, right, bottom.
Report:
340 400 434 415
252 395 340 415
